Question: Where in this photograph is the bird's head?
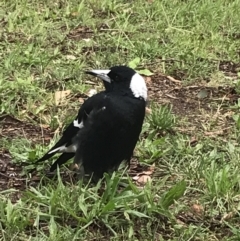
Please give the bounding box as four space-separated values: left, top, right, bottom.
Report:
85 66 147 101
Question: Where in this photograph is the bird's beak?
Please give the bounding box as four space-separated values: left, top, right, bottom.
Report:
85 69 111 83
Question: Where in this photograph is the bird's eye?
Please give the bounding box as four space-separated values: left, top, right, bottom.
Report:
114 75 120 82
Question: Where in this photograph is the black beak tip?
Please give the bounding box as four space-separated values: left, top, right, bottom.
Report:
85 70 94 76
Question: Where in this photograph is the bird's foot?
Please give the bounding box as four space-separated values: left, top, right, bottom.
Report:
71 163 85 180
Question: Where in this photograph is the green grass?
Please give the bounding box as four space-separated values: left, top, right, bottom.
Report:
1 0 240 240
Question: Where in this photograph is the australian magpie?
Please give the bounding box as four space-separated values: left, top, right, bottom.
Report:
35 66 147 180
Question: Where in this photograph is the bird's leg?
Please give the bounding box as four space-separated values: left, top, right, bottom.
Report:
75 163 85 180
73 153 85 180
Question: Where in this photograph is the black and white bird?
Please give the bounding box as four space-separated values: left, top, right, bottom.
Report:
35 66 147 180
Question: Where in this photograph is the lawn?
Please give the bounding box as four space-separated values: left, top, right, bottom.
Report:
1 0 240 240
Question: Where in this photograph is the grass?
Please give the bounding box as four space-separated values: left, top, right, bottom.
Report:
1 0 240 240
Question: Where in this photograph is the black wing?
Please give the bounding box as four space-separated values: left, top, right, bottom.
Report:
35 92 107 166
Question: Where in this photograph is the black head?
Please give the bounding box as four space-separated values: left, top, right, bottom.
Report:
107 66 136 83
85 66 147 101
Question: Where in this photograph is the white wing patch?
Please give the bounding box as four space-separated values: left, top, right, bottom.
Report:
130 73 148 101
73 119 84 128
48 143 77 154
48 118 84 155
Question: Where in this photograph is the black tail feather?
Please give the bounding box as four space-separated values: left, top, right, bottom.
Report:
35 151 56 164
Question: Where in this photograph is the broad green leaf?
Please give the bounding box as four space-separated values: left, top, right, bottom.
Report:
138 69 154 76
128 57 141 69
160 180 186 209
101 200 115 213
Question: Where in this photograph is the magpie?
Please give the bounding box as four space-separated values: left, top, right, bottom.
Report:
35 66 147 180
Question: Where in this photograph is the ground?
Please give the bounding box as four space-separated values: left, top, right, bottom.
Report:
1 0 240 240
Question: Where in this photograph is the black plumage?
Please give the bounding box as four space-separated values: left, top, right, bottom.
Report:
35 66 147 180
35 92 111 171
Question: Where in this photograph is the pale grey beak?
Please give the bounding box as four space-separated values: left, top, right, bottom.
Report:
85 69 111 83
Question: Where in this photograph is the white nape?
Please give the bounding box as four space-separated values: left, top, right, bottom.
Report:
130 73 148 101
